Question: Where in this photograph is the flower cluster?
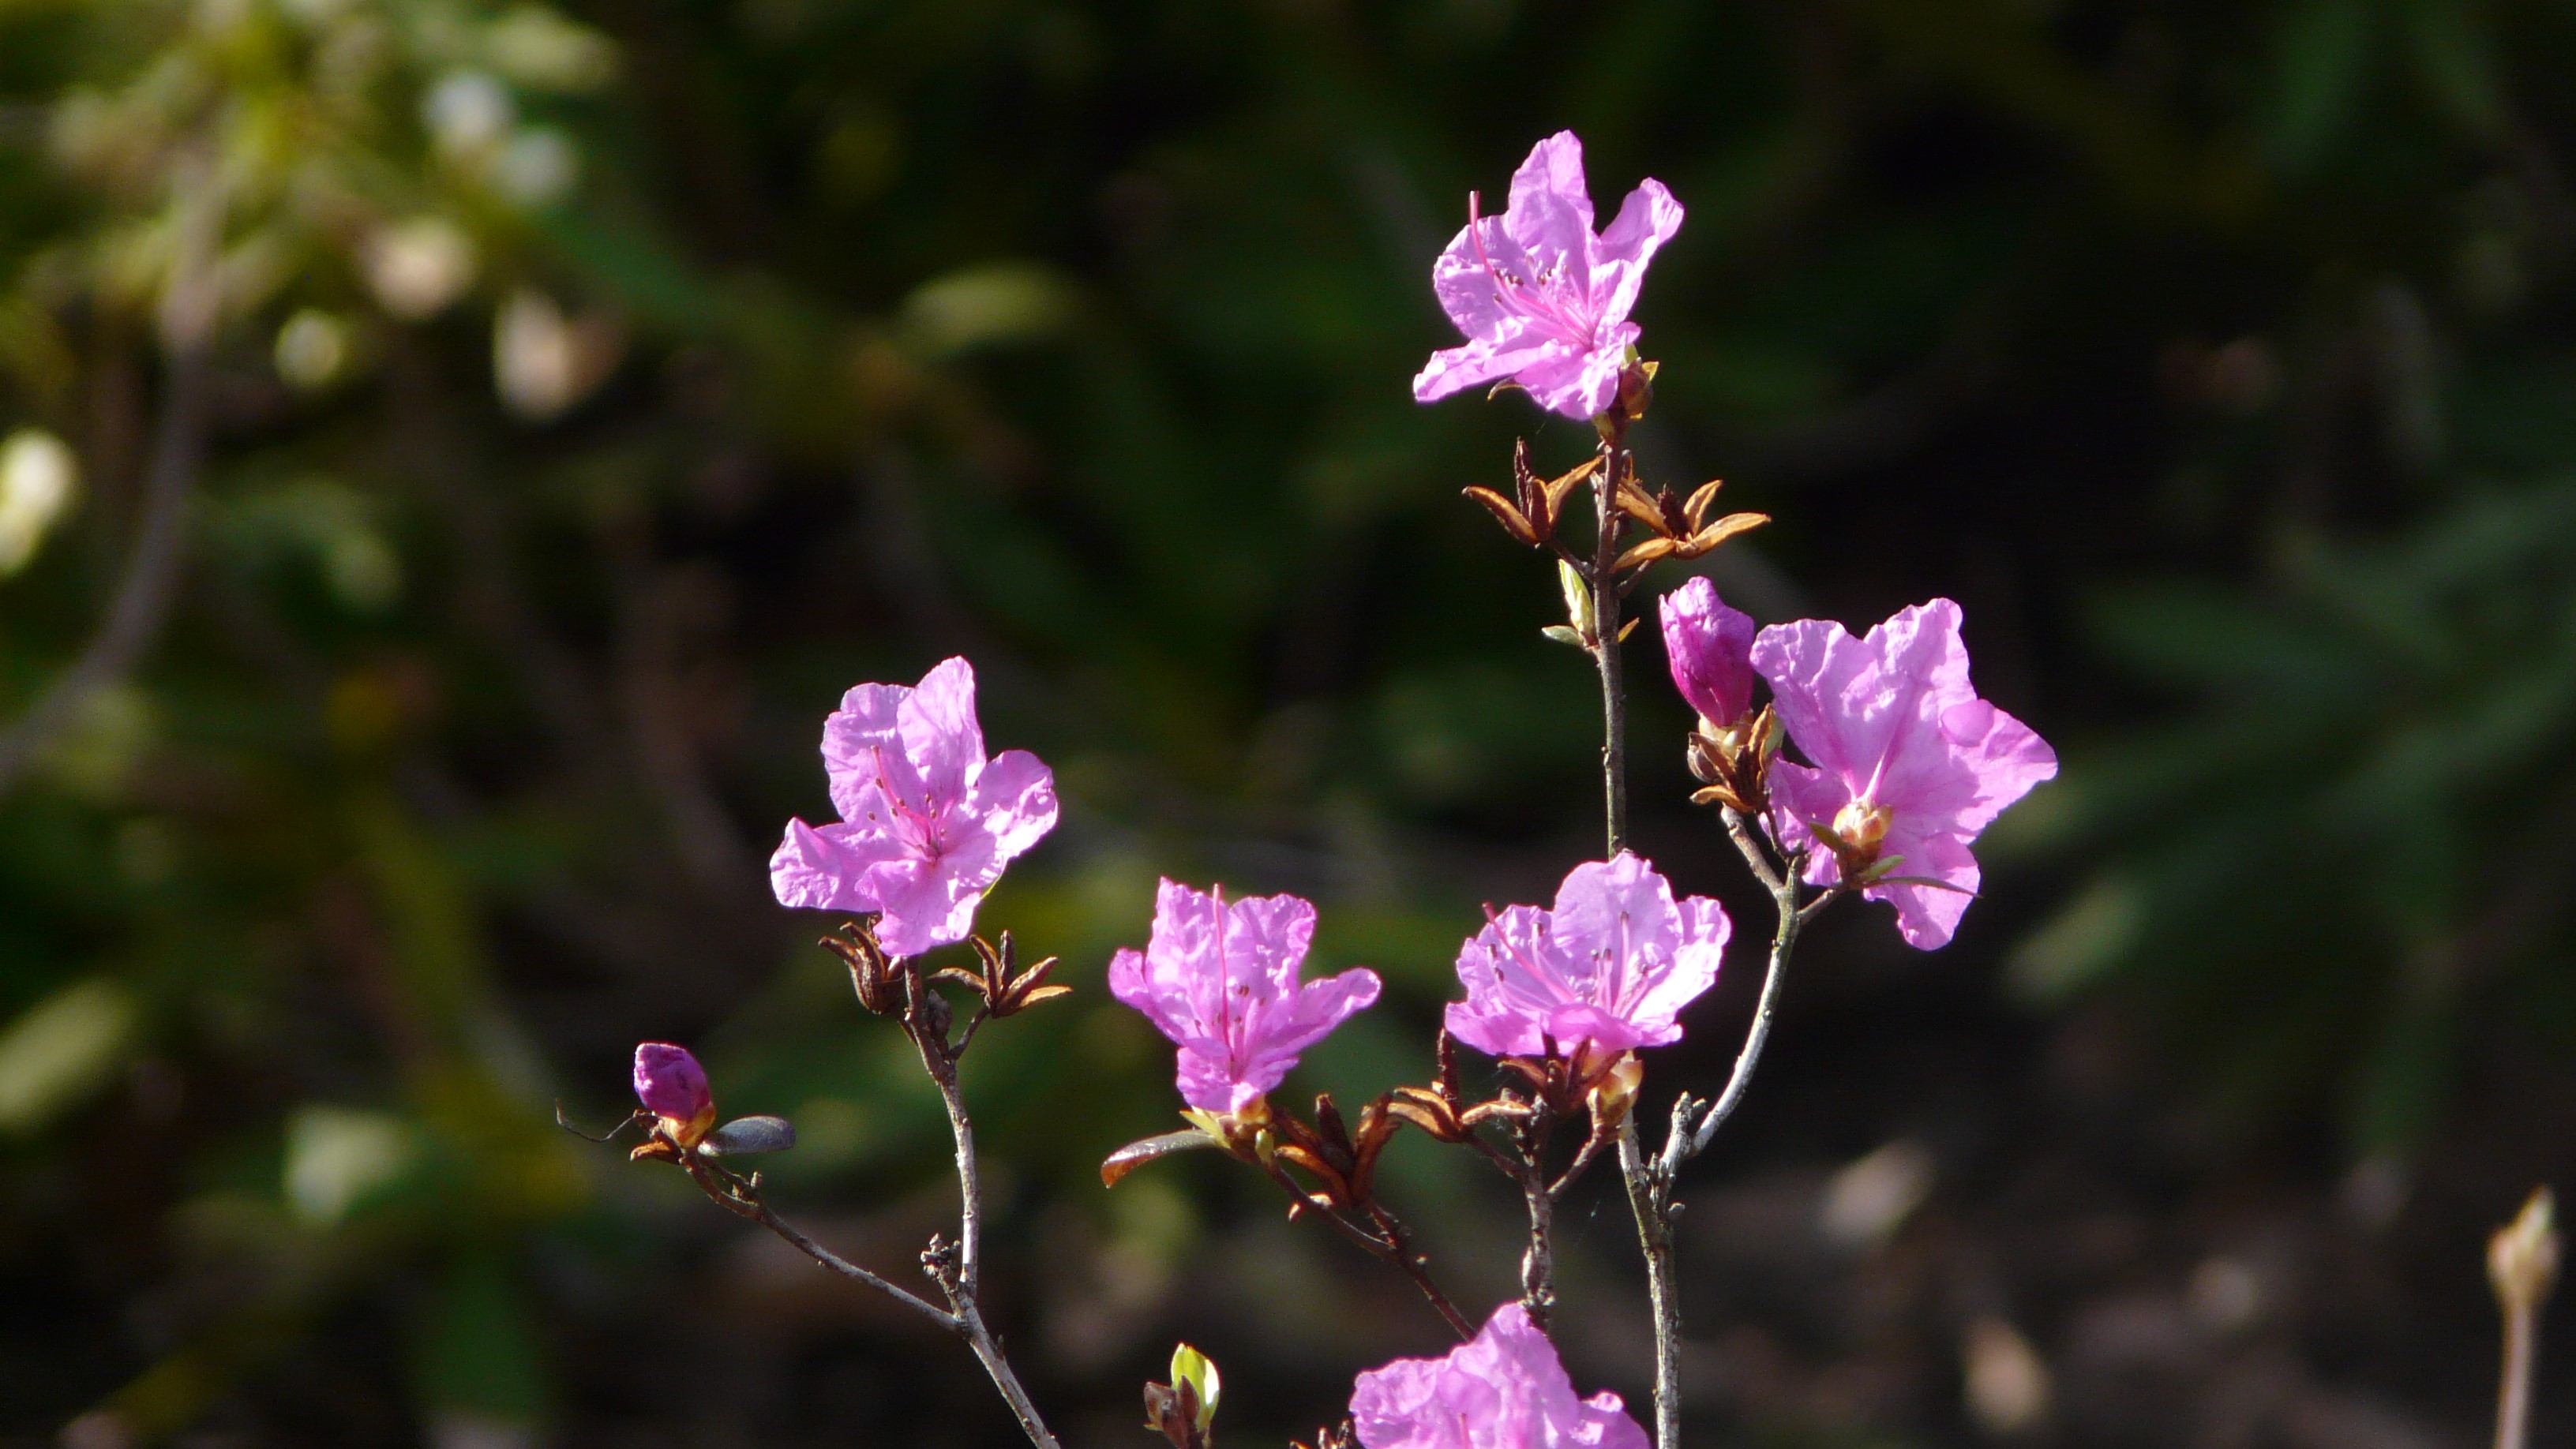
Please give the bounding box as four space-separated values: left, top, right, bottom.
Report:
579 127 2069 1449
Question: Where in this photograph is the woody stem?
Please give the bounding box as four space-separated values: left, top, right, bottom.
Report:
1592 429 1629 857
900 972 1059 1449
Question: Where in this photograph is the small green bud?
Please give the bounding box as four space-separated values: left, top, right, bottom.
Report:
1170 1344 1221 1432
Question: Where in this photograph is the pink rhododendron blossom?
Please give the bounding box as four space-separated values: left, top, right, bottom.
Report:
1661 576 1758 725
1349 1301 1648 1449
1109 880 1382 1115
633 1042 715 1147
1752 598 2057 950
770 657 1059 957
1414 131 1684 421
1445 852 1729 1060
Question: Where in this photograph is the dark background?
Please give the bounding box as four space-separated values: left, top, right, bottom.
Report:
2 0 2573 1444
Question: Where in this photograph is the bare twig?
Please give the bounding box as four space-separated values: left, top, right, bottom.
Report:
894 967 1061 1447
1253 1152 1475 1339
1589 429 1629 856
696 1165 959 1333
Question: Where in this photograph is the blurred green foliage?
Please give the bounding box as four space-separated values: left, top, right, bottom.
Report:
0 0 2572 1441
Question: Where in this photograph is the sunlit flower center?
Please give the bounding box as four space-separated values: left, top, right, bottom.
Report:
1832 799 1894 856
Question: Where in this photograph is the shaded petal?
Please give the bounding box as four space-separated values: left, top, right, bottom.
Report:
870 833 992 956
1445 904 1572 1058
820 681 915 822
1764 762 1850 889
1924 695 2057 836
1413 326 1573 404
1508 323 1634 420
1502 131 1596 279
1867 829 1980 950
965 747 1059 862
770 818 906 911
897 657 986 803
1624 893 1728 1032
1429 218 1545 338
1548 852 1680 968
1590 178 1684 331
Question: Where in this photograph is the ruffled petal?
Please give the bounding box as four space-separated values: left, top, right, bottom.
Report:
820 681 915 823
1509 324 1634 420
1590 177 1684 331
965 747 1059 862
1867 829 1980 950
897 657 987 803
769 818 905 911
1502 131 1596 278
1412 326 1573 404
1428 217 1544 337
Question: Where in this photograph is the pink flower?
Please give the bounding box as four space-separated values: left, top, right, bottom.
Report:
1445 852 1729 1061
1109 880 1382 1115
1413 132 1685 422
1752 598 2057 950
1349 1301 1648 1449
770 657 1059 957
1660 576 1758 726
634 1042 715 1148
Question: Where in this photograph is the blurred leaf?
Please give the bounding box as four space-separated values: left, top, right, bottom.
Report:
0 976 133 1132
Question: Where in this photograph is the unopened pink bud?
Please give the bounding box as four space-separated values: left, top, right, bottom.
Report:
633 1042 717 1147
1661 577 1757 728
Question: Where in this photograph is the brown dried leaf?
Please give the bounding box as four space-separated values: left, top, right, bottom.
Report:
1101 1129 1222 1187
1539 455 1600 534
1683 478 1724 527
1462 485 1540 547
1682 511 1770 555
1614 477 1666 530
1612 537 1678 574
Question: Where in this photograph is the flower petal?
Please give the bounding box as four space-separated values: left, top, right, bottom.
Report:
820 681 917 823
769 818 906 911
1502 131 1596 279
1591 177 1684 331
965 747 1059 862
897 657 987 803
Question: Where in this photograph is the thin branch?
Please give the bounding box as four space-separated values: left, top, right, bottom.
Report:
893 971 1060 1449
2497 1294 2538 1449
1616 1115 1681 1449
1254 1153 1475 1339
1673 866 1808 1166
734 1191 959 1332
1589 430 1629 856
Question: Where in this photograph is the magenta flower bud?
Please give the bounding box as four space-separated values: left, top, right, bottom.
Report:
1349 1301 1647 1449
769 657 1059 957
1413 131 1685 422
1752 598 2057 949
1445 852 1729 1062
633 1042 717 1147
1109 880 1382 1116
1659 576 1757 727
